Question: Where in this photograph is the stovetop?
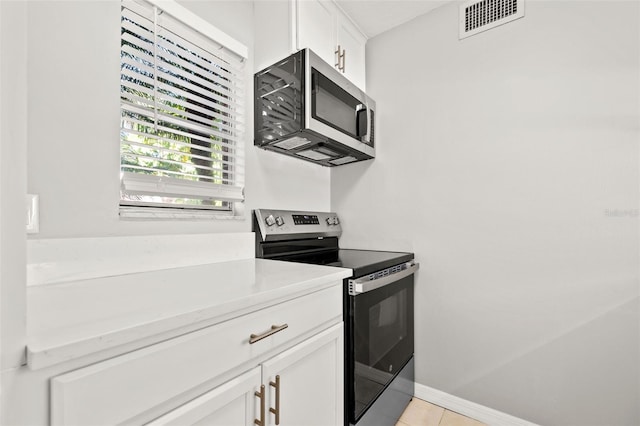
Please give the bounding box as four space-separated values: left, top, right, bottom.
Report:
325 249 414 278
254 208 414 278
270 248 413 278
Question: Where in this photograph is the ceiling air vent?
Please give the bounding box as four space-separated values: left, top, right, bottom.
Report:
459 0 524 39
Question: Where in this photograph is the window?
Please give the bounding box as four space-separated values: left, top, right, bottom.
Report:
120 0 246 216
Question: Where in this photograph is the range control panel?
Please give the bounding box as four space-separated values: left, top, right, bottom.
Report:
292 214 320 225
254 209 342 242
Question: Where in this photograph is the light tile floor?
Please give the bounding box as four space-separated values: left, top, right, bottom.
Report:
396 398 487 426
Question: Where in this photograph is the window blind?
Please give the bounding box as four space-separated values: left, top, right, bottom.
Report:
120 0 245 212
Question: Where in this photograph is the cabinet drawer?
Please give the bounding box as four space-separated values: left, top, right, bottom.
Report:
50 284 342 426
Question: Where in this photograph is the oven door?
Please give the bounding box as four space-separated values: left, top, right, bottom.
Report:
346 262 417 424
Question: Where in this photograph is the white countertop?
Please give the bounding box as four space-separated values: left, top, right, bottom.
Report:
26 258 351 370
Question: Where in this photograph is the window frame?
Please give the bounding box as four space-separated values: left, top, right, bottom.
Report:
119 0 247 219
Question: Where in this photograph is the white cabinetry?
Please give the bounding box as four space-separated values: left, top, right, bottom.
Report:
147 367 261 426
334 12 367 88
50 284 343 425
297 0 367 90
296 0 336 67
261 324 343 426
149 324 343 426
254 0 367 90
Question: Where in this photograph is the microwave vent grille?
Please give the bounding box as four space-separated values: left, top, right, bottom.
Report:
297 149 332 161
274 136 311 151
330 156 357 166
459 0 524 39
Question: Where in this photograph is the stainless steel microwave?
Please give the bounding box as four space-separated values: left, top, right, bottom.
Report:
254 49 375 167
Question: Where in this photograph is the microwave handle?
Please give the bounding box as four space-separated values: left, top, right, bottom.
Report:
366 107 371 141
311 71 318 95
356 108 368 138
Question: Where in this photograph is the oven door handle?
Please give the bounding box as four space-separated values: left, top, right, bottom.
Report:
348 261 419 296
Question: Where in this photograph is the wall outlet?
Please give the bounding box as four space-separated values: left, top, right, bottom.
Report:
26 194 39 234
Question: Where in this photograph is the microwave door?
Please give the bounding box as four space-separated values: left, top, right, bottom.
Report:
311 70 360 138
307 69 375 158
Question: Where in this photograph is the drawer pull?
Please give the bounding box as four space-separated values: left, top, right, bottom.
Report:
249 324 288 344
269 375 281 425
254 384 265 426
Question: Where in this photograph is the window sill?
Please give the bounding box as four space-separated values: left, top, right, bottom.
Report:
119 205 246 221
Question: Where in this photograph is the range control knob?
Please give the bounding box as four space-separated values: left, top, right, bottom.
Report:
326 216 340 225
275 216 285 226
265 214 276 226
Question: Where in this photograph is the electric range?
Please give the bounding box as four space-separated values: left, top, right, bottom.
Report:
254 209 418 426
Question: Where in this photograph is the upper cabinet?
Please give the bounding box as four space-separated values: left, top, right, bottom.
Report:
254 0 368 90
334 12 367 89
296 0 335 65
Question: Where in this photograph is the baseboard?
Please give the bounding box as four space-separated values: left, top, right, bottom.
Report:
414 383 540 426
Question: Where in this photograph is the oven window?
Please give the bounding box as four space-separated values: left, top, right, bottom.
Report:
369 289 407 367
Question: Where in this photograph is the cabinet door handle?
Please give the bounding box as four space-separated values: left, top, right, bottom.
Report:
341 48 346 73
254 384 265 426
269 375 281 425
336 47 346 72
249 324 289 344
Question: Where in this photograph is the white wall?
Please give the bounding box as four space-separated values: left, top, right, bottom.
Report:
0 0 28 371
26 0 330 240
332 2 639 425
2 1 331 421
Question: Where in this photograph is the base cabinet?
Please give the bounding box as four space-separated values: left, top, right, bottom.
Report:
147 367 261 426
50 284 343 425
262 323 343 426
147 323 344 426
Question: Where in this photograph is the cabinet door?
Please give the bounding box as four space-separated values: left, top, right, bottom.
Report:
296 0 337 67
146 367 261 426
262 323 344 426
253 0 296 71
336 13 367 90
